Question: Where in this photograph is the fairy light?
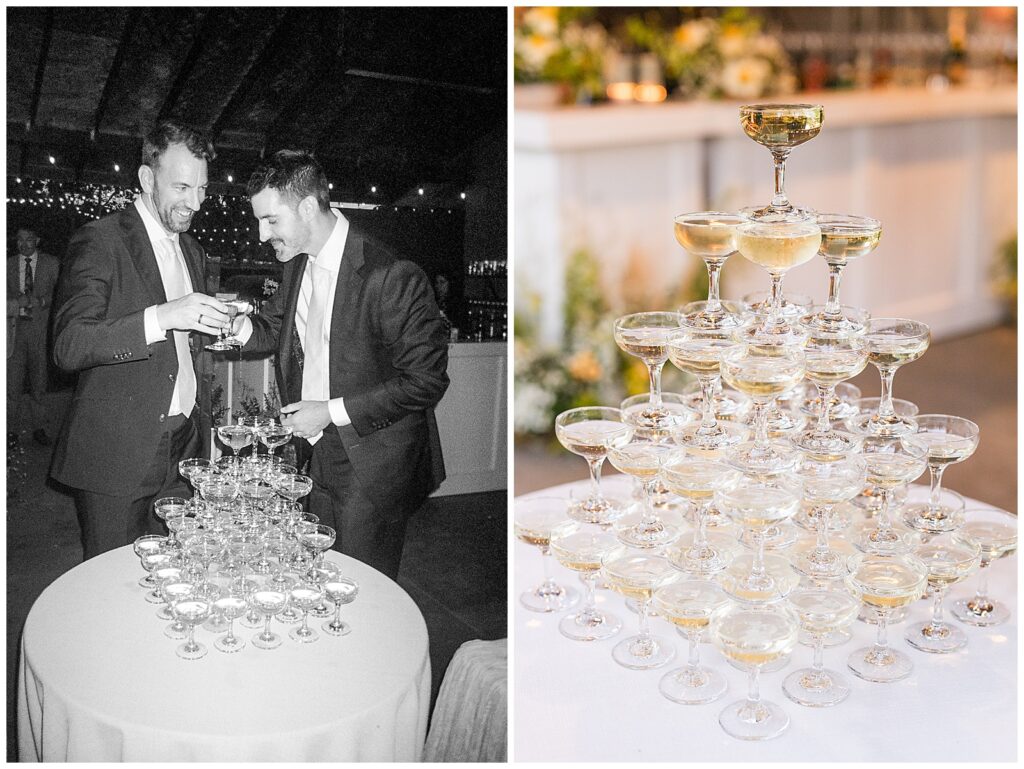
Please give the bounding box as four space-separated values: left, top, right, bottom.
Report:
113 163 120 172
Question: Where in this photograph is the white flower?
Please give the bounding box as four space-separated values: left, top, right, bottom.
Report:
516 33 560 71
514 383 556 434
717 27 748 59
523 7 559 38
720 56 771 99
753 34 782 59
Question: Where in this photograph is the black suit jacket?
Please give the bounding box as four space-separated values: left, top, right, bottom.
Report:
245 217 449 523
50 204 209 495
7 250 61 351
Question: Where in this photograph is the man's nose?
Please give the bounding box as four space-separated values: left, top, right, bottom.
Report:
258 221 270 242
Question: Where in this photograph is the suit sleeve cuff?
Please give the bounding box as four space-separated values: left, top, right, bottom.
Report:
143 306 167 345
328 397 350 427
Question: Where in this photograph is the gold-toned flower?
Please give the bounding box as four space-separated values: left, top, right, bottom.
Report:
523 7 559 37
720 56 771 99
673 20 713 54
567 349 603 383
717 24 748 58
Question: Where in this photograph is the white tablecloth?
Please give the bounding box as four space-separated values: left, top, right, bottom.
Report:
17 547 430 762
514 477 1017 762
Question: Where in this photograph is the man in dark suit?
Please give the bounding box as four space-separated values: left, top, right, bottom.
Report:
50 120 231 560
7 225 61 445
234 150 449 580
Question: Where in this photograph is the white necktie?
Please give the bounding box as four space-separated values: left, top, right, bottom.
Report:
161 237 197 417
302 262 331 407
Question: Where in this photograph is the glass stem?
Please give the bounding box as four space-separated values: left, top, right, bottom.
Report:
694 500 710 550
751 531 767 584
824 263 845 317
332 603 342 627
877 488 894 536
705 260 723 312
687 630 701 670
263 615 272 639
875 609 889 650
586 457 606 503
973 567 990 606
753 401 769 449
747 666 762 704
640 480 657 527
930 587 946 627
581 571 597 613
648 362 664 409
812 635 825 674
815 383 836 434
539 548 558 593
698 375 719 433
770 150 791 210
637 598 651 642
187 623 196 650
876 367 897 420
814 505 832 553
226 617 235 642
927 465 947 510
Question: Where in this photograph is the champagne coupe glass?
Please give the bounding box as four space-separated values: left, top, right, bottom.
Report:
134 534 168 588
257 419 294 460
716 477 800 603
789 455 866 580
205 300 242 351
673 212 746 329
151 564 185 619
803 214 882 333
845 553 927 682
554 407 634 525
741 290 812 325
607 441 681 549
549 524 623 641
719 344 805 475
905 533 980 653
848 397 918 513
661 457 741 575
736 219 821 347
213 593 249 653
668 323 749 454
274 473 313 508
140 551 178 603
199 476 239 524
601 548 677 670
849 318 930 437
160 580 196 638
739 103 824 221
288 582 325 643
185 533 225 584
514 496 580 612
153 497 188 539
902 415 979 533
221 299 250 347
298 524 336 569
251 585 288 650
619 392 693 445
792 325 868 458
178 457 214 493
951 508 1017 626
171 595 213 660
679 301 752 423
654 580 730 705
783 588 860 707
613 312 683 430
851 435 927 555
217 423 253 469
323 576 359 635
711 602 800 740
238 415 273 461
305 562 337 618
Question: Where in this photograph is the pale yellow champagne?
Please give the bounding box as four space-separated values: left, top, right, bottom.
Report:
721 364 803 400
787 589 859 636
867 338 930 367
738 229 821 271
851 561 925 609
863 454 926 488
740 105 823 149
954 521 1017 561
556 420 631 460
714 610 797 665
915 433 977 465
820 228 882 263
804 350 868 386
615 327 672 362
668 337 734 377
514 526 551 548
674 219 739 260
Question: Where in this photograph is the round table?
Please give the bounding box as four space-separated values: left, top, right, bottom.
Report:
17 547 430 762
514 476 1017 762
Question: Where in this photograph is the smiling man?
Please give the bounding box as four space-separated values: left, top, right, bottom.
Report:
235 149 449 579
50 120 232 560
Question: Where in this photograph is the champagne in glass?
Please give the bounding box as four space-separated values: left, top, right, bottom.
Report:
783 588 860 707
655 580 730 705
902 415 979 533
613 312 682 430
601 549 677 670
850 435 927 556
739 103 823 221
550 526 622 642
951 508 1017 626
554 407 633 525
607 442 681 549
661 458 740 575
904 533 980 654
804 214 882 333
257 421 294 460
846 553 927 683
323 576 359 636
711 602 800 740
674 212 746 329
515 497 580 613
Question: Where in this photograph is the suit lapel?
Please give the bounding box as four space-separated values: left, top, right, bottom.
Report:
120 206 167 305
179 237 206 294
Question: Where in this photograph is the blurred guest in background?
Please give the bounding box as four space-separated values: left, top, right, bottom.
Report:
49 120 231 560
7 225 60 446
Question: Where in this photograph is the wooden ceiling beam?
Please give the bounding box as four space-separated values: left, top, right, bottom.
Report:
26 8 54 132
92 9 141 139
157 8 218 121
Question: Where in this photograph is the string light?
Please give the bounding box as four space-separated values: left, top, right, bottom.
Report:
328 183 333 190
460 192 466 200
227 174 234 183
48 155 56 164
371 186 377 193
418 188 423 196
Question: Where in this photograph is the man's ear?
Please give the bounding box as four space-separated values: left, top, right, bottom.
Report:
138 165 154 194
298 195 318 222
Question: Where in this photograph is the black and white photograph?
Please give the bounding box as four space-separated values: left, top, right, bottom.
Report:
6 6 507 762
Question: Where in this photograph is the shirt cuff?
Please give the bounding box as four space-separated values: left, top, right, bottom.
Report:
143 306 167 345
235 316 254 345
328 397 351 427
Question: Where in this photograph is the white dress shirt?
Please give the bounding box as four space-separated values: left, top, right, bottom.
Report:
136 196 196 418
237 210 351 436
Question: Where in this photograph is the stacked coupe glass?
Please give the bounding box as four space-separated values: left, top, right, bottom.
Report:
134 417 359 661
520 103 1015 742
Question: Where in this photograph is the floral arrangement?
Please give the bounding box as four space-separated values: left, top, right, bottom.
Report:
626 9 796 100
262 277 280 297
514 7 612 103
514 248 706 438
993 234 1016 319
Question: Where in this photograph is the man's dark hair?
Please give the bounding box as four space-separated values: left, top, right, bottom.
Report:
141 120 216 170
246 149 331 212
